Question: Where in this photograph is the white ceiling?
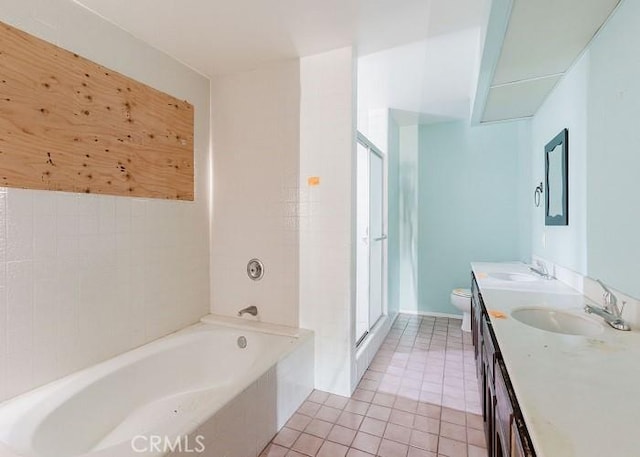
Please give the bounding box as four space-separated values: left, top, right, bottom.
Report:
75 0 486 77
358 28 481 127
477 0 620 123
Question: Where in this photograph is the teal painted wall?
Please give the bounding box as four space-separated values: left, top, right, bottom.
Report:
528 0 640 299
387 114 401 316
587 0 640 299
530 52 588 275
417 120 531 314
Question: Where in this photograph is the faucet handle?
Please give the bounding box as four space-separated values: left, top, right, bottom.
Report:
535 260 548 275
596 279 617 307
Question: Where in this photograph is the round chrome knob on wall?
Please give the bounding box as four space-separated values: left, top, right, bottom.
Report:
247 259 264 281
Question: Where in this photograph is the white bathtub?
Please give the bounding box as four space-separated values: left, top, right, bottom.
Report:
0 316 314 457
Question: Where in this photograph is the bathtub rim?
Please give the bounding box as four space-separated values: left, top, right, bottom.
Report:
199 313 312 339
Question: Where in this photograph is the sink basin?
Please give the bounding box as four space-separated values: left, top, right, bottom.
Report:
511 307 603 336
488 272 538 282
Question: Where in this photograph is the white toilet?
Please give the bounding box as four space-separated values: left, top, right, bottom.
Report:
451 288 472 332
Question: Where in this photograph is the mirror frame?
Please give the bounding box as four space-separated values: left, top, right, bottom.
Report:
545 129 569 226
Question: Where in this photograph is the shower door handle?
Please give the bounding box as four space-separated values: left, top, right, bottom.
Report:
373 235 387 241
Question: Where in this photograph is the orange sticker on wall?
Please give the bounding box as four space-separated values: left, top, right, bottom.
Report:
307 176 320 186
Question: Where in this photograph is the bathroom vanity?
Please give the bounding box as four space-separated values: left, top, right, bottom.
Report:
470 262 640 457
471 273 536 457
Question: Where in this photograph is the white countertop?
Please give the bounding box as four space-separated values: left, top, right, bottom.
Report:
471 262 640 457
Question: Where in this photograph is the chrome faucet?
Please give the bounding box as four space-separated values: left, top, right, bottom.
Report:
584 280 630 331
529 261 555 280
238 305 258 317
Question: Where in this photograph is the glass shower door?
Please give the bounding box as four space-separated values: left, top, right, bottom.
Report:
356 143 370 344
369 152 384 329
355 135 386 346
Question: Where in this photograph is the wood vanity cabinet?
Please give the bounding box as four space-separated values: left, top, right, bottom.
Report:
494 359 512 457
471 274 536 457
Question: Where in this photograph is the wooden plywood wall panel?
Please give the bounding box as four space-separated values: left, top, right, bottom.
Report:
0 21 194 200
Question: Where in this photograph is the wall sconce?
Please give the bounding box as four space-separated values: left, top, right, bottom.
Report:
534 182 544 207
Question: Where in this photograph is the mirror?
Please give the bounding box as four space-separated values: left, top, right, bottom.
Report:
545 129 568 226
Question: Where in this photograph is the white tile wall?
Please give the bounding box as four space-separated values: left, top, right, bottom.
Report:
299 47 357 397
210 61 300 328
0 0 211 402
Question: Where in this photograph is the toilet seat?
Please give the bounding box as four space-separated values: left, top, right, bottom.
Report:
452 288 471 298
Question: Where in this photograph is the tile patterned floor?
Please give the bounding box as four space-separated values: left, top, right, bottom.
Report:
260 314 487 457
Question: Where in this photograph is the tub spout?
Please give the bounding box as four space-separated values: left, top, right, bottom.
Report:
238 306 258 317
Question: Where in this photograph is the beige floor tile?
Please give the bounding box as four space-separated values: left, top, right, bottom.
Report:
407 446 437 457
389 409 415 428
440 421 467 442
409 430 438 452
316 405 342 423
345 399 370 415
325 394 350 410
414 415 440 434
441 408 466 426
298 401 321 417
285 450 307 457
273 427 301 448
438 436 468 457
421 382 443 394
327 424 357 446
260 443 289 457
336 411 365 430
359 417 387 437
465 414 483 431
352 388 375 402
384 423 412 444
466 428 486 448
317 440 349 457
308 390 330 404
416 403 441 419
378 438 409 457
372 392 396 407
291 433 324 456
419 391 442 405
467 444 487 457
286 413 313 431
351 431 381 454
366 404 392 421
304 418 333 439
359 379 379 391
394 397 419 413
346 448 375 457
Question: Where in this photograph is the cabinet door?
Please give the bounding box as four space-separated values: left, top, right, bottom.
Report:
482 343 494 455
494 360 512 457
471 275 480 359
482 317 496 382
473 304 482 376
